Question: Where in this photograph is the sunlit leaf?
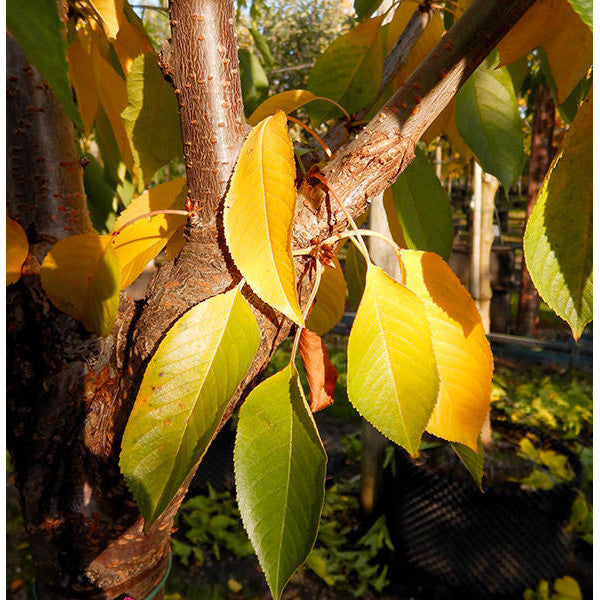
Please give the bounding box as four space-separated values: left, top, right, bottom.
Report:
89 0 124 40
384 147 453 260
400 250 493 450
386 3 444 88
40 234 120 336
67 33 98 134
248 90 320 126
120 287 260 527
347 264 439 454
455 52 524 191
122 53 182 186
497 0 592 102
524 91 592 340
113 3 153 74
235 364 327 600
165 227 186 261
111 177 187 289
7 217 28 286
344 242 367 310
306 258 346 335
298 329 337 413
223 111 303 325
308 16 383 123
7 0 82 127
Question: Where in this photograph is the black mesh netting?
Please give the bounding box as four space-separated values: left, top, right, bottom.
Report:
385 420 582 599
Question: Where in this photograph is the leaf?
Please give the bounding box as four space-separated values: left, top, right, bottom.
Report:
239 48 270 117
344 242 367 310
40 234 120 336
400 250 493 450
566 0 592 29
451 439 483 491
67 34 98 134
444 106 473 161
455 52 524 191
120 287 259 527
111 177 187 289
83 154 118 234
384 147 453 260
94 50 135 171
223 111 304 326
553 576 582 600
7 217 28 286
298 329 337 413
386 3 444 89
523 91 592 340
347 264 439 454
113 3 154 74
248 90 320 126
7 0 82 128
89 0 124 40
250 25 275 70
165 227 186 261
235 364 327 600
307 16 383 123
497 0 592 103
306 258 346 335
122 53 182 186
355 0 384 20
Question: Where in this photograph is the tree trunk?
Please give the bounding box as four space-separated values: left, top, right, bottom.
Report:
6 0 537 596
516 84 555 335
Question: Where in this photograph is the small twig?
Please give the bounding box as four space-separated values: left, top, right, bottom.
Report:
110 209 189 237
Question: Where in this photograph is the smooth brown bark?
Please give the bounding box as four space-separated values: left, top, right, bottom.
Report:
517 84 555 335
6 0 537 596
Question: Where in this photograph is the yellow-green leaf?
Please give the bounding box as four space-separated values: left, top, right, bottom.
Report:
67 34 98 134
223 111 303 325
235 364 326 600
111 177 187 289
347 264 439 454
306 258 346 335
89 0 124 40
120 287 260 527
400 250 493 450
524 91 592 340
7 217 28 286
40 234 120 336
307 16 383 123
344 242 367 310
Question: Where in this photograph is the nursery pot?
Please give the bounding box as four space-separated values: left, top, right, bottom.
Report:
384 420 581 599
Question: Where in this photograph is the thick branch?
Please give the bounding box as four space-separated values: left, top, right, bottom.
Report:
292 0 537 249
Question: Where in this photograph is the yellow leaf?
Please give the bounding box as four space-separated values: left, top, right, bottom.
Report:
422 98 454 144
113 8 153 75
89 0 124 40
67 36 98 134
164 226 185 261
248 90 319 126
400 250 493 450
552 576 582 600
7 217 28 286
497 0 592 103
223 111 303 325
40 234 121 336
445 109 473 161
347 264 439 454
111 178 187 289
306 257 346 335
93 48 134 171
387 4 444 88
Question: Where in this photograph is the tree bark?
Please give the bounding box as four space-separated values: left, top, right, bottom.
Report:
6 0 537 596
516 84 555 335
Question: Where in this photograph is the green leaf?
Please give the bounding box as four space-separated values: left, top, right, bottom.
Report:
307 16 383 123
235 364 327 600
238 48 270 116
451 438 483 491
354 0 384 20
122 53 182 187
524 92 592 340
7 0 82 128
384 147 453 260
83 154 118 234
566 0 592 30
455 51 524 191
344 242 367 310
347 265 439 454
250 25 275 70
120 287 260 528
